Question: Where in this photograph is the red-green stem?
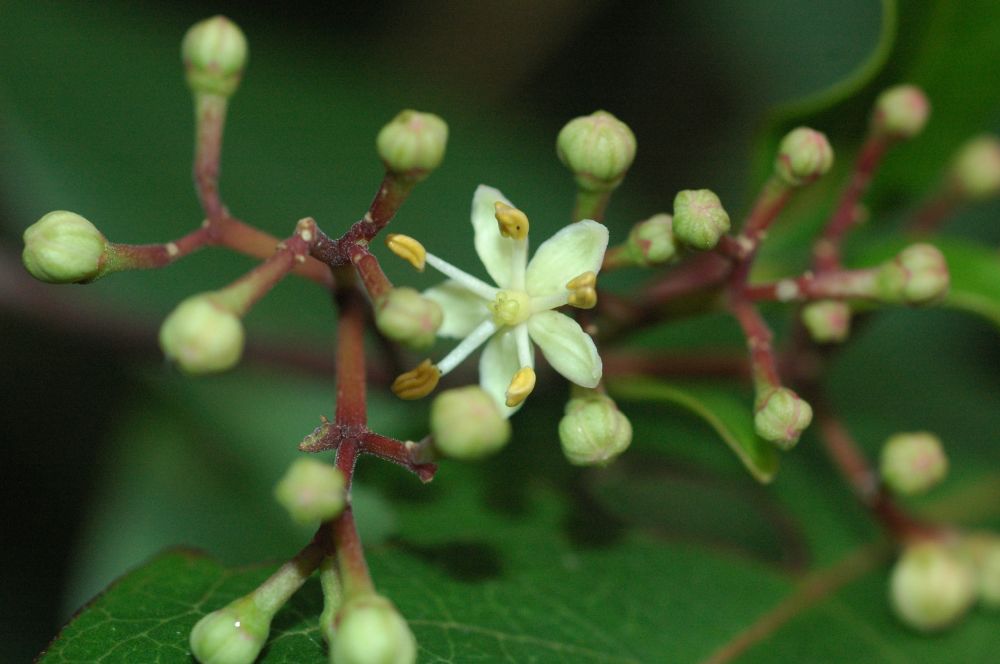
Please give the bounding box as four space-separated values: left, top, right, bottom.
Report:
334 278 368 429
105 226 212 272
728 176 794 286
311 173 416 266
193 93 227 222
813 135 889 273
348 245 393 300
572 188 612 223
215 220 318 316
362 432 437 483
327 276 375 598
813 397 945 543
743 266 881 302
729 296 780 391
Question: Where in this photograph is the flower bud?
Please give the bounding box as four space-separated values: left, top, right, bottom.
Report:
181 16 248 97
374 287 443 350
376 110 449 178
801 300 851 344
558 394 632 466
879 431 948 496
671 189 731 250
274 458 347 525
556 110 636 192
333 594 417 664
876 243 949 305
626 214 676 266
430 386 511 460
949 134 1000 201
754 387 813 450
963 532 1000 608
22 211 108 284
774 127 834 186
190 596 270 664
871 84 930 141
159 294 245 374
889 541 976 632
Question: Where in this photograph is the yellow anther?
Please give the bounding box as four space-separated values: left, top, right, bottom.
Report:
494 202 529 240
568 287 597 309
391 359 440 399
566 271 596 290
567 271 598 309
385 233 426 271
505 367 536 407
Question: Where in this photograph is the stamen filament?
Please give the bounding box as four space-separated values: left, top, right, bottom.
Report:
436 318 498 375
510 239 528 291
425 253 498 300
515 324 532 368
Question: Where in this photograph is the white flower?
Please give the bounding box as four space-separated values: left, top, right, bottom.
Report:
391 185 608 417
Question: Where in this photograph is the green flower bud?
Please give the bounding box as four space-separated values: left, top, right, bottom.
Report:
430 386 511 460
626 214 676 266
671 189 731 250
801 300 851 344
890 541 976 632
374 287 443 350
556 110 637 192
333 594 416 664
182 16 248 97
949 134 1000 201
754 387 813 450
876 243 949 305
274 458 347 525
376 110 449 177
871 84 930 141
159 294 245 374
558 394 632 466
774 127 834 186
190 596 271 664
879 431 948 496
22 211 108 284
963 532 1000 608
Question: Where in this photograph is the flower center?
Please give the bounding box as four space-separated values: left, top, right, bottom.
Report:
489 290 531 327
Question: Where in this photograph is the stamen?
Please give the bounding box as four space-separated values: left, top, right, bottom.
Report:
424 253 498 301
391 359 440 399
505 367 536 407
494 202 529 240
530 292 570 311
386 234 426 271
566 271 596 290
436 318 498 375
567 271 598 309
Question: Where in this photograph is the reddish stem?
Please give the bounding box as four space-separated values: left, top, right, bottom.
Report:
348 245 393 300
743 266 880 303
311 173 416 267
193 93 226 222
361 432 437 483
217 216 333 287
813 136 889 273
813 398 945 543
334 283 368 429
729 296 780 390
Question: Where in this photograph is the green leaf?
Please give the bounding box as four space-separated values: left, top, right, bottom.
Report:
609 377 780 484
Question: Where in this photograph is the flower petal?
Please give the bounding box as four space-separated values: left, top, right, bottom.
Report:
527 310 602 388
479 327 531 418
423 280 489 338
525 220 608 297
471 184 516 288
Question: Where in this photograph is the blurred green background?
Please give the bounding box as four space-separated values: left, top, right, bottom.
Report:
2 1 999 662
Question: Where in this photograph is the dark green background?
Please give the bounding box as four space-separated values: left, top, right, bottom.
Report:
2 1 999 662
